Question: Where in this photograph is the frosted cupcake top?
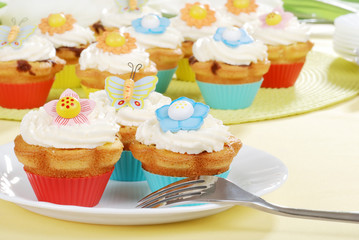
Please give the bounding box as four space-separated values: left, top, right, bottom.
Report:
0 24 56 62
78 29 150 75
124 14 184 49
136 97 232 154
219 0 260 27
170 2 228 41
101 0 160 28
20 89 120 149
37 13 95 48
192 26 268 65
252 7 310 46
90 90 171 127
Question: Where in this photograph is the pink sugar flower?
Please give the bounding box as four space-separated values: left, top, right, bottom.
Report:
44 89 96 126
259 7 294 29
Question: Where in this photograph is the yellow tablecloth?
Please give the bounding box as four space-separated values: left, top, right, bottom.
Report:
1 25 359 239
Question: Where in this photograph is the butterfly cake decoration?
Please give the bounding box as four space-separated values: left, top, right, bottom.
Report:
0 18 36 49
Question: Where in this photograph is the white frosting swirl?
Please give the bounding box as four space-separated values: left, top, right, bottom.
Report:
192 35 268 65
78 42 150 75
20 101 120 149
170 12 229 41
136 114 231 154
90 90 172 127
0 34 56 62
252 18 310 46
37 24 95 48
124 26 183 49
101 6 161 27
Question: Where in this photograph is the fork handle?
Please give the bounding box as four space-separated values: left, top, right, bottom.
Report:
250 201 359 223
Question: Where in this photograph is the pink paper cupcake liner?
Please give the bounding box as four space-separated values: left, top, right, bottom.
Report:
25 168 113 207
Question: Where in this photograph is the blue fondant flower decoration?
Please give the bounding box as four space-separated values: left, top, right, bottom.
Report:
132 14 170 34
156 97 210 133
213 27 254 48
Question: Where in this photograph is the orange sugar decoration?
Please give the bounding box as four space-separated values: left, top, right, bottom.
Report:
38 13 76 36
180 2 216 29
96 31 137 55
225 0 258 15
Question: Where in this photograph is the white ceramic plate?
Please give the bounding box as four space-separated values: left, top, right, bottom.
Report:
0 142 288 225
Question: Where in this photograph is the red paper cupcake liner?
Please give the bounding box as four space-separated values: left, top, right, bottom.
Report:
261 62 305 88
0 78 54 109
25 168 113 207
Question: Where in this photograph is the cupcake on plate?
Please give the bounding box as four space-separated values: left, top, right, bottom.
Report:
190 26 270 109
130 97 242 191
170 1 228 82
124 14 184 93
91 0 160 36
76 28 157 96
14 88 123 207
0 23 65 109
90 66 171 181
252 7 314 88
38 13 95 89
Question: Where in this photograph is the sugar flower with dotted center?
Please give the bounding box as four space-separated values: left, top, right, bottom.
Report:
259 7 294 29
44 89 96 126
155 97 210 133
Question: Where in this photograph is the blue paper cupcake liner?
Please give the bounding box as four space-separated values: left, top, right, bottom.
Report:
155 67 177 93
196 79 263 109
110 151 146 182
143 169 230 192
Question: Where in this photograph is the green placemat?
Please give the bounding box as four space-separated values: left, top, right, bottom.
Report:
1 52 359 124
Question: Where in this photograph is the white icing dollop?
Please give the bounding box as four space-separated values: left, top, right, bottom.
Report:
136 114 231 154
37 24 95 48
90 90 171 127
0 34 56 62
78 42 150 75
20 101 120 149
192 35 268 65
124 25 183 49
252 18 310 46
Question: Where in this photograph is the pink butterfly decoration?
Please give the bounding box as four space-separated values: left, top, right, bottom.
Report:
44 89 96 126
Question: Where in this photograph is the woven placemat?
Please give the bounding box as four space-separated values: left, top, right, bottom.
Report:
1 52 359 124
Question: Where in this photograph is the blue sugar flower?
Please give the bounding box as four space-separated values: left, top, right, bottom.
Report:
213 27 254 48
132 14 170 34
156 97 210 133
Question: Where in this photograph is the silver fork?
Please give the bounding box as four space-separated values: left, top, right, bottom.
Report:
137 176 359 223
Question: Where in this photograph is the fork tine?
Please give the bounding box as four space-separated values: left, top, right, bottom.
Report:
137 177 204 205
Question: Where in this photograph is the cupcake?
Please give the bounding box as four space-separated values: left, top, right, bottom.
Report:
76 28 157 96
38 13 95 89
91 0 160 36
14 89 123 207
190 26 270 109
170 1 227 81
0 23 65 109
130 97 242 191
89 69 171 181
252 7 314 88
124 14 184 93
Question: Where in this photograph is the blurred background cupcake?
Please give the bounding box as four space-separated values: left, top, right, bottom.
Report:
124 14 184 93
38 12 95 89
190 26 270 109
76 28 157 96
14 89 123 206
91 0 160 36
252 7 313 88
170 1 228 82
130 97 242 191
0 21 64 109
219 0 260 27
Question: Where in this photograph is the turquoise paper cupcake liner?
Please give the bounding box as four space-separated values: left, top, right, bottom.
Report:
110 151 146 182
196 79 263 109
143 169 230 192
155 67 177 93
